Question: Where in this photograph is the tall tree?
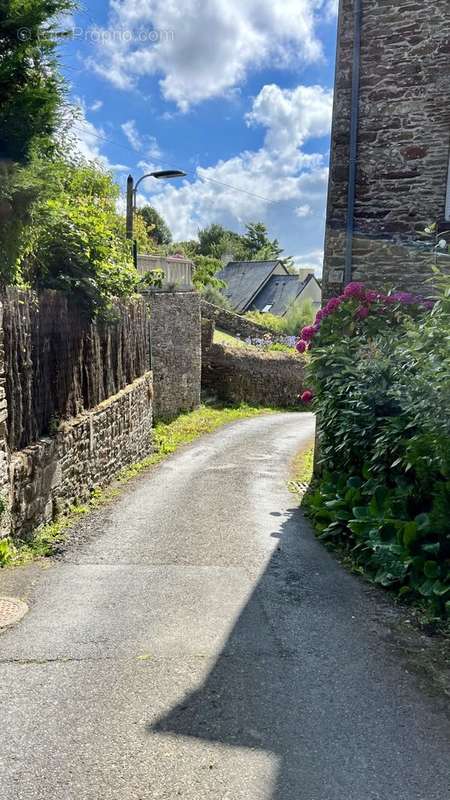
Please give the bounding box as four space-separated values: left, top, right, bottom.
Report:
0 0 75 283
241 222 282 260
137 206 172 246
0 0 75 163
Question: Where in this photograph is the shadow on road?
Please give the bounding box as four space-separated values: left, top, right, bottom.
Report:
148 504 450 799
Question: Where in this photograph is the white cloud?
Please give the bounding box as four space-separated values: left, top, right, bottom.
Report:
121 120 143 151
122 119 162 160
295 204 313 218
293 249 325 275
146 83 331 240
246 83 333 156
70 101 128 172
90 99 103 112
90 0 333 110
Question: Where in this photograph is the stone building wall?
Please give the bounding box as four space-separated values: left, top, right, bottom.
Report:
323 0 450 299
10 372 153 537
202 344 306 408
149 292 201 420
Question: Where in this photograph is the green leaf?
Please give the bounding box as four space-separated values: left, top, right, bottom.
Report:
418 578 436 597
352 506 371 519
422 542 440 556
432 581 450 597
402 522 418 548
424 561 439 579
347 476 363 488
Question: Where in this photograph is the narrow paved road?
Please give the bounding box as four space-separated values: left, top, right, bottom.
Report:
1 413 449 799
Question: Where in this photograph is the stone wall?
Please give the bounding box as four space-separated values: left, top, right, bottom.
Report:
10 372 153 537
201 300 274 341
149 292 201 420
0 304 10 537
202 344 305 408
323 0 450 299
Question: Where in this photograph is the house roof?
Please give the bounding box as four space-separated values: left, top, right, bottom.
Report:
250 273 321 316
249 274 303 316
217 260 284 313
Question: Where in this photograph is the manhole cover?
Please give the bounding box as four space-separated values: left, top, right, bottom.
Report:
0 597 28 629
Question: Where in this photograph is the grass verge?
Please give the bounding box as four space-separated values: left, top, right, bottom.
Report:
3 403 281 568
288 441 315 497
213 329 254 348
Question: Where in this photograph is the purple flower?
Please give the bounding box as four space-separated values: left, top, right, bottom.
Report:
300 390 314 404
315 309 324 322
365 290 380 303
343 282 366 300
296 339 307 353
301 325 316 341
356 305 369 319
322 297 342 316
389 291 416 304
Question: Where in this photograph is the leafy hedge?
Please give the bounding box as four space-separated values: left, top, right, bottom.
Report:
300 273 450 617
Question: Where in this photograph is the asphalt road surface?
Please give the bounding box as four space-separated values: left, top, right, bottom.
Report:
1 412 449 799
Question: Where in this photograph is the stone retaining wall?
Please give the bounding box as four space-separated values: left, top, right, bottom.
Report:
201 300 274 341
10 372 153 537
202 344 305 408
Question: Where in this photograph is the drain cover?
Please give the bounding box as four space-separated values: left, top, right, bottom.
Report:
0 597 28 629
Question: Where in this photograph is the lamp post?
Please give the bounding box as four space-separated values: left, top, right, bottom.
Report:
126 170 187 268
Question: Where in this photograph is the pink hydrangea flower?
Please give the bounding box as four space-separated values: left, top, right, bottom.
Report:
301 325 316 341
365 290 380 303
300 390 314 404
322 297 342 316
315 309 324 322
343 282 366 300
356 305 369 319
296 339 307 353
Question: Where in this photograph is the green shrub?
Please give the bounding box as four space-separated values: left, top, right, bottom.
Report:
245 299 314 336
0 538 16 567
303 276 450 617
19 160 142 315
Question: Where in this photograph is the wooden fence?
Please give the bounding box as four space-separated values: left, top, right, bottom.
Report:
2 289 151 451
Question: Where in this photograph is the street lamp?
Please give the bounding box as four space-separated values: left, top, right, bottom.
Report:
126 170 187 268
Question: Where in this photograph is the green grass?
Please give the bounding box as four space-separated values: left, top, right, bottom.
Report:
213 329 254 348
5 403 279 567
288 442 315 496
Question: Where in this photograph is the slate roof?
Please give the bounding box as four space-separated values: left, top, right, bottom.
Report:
217 261 283 313
249 274 308 316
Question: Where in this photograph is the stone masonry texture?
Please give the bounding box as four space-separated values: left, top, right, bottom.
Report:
10 372 154 538
150 292 201 420
323 0 450 299
0 303 10 537
201 300 278 341
202 344 306 408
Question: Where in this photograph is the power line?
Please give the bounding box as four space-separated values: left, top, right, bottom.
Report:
71 123 275 204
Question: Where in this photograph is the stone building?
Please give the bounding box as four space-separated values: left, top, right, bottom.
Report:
322 0 450 299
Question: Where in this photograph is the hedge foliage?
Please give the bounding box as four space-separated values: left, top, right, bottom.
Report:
302 273 450 617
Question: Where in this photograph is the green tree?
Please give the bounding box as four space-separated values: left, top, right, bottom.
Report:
197 224 246 261
192 255 224 291
0 0 75 282
137 206 172 246
0 0 75 163
241 222 279 259
20 159 140 315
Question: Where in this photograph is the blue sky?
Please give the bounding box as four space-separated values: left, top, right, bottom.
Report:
61 1 338 273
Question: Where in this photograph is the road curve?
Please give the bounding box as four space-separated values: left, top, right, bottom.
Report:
0 412 449 800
